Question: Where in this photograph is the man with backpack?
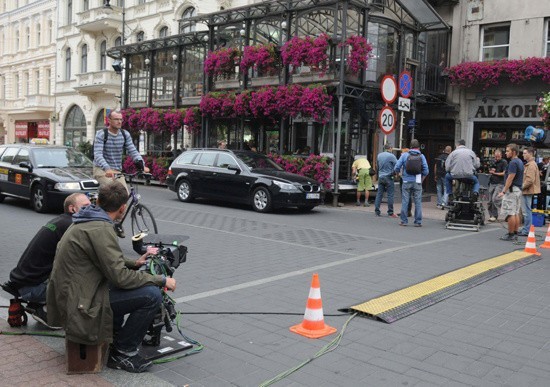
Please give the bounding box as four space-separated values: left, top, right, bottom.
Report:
444 139 480 204
434 146 452 209
394 139 429 226
93 110 149 192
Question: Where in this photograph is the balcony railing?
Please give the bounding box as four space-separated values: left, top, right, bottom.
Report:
75 71 120 95
76 7 122 33
417 61 447 97
24 95 54 110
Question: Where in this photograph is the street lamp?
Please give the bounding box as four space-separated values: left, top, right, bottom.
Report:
103 0 126 46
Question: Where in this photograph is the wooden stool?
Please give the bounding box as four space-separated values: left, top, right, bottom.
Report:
66 339 108 374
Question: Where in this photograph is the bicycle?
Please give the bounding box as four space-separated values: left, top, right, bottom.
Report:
113 171 158 238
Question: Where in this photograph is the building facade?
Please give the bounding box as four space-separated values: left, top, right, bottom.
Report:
445 0 550 163
0 0 56 145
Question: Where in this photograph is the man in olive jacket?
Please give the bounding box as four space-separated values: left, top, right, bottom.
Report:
47 181 176 373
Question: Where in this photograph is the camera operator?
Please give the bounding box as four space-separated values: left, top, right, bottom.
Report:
47 181 176 374
6 193 91 328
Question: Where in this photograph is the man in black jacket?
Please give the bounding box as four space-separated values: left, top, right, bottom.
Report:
7 193 90 325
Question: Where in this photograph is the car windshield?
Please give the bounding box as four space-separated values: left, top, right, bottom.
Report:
236 152 283 171
32 148 93 168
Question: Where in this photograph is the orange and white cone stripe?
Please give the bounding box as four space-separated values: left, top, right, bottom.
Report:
524 225 541 256
540 223 550 249
290 273 337 339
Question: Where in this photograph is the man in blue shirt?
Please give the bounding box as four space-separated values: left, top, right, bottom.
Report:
374 143 398 217
93 110 149 192
394 139 429 226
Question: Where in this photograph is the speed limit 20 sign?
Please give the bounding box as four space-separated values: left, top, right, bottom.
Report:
378 106 396 135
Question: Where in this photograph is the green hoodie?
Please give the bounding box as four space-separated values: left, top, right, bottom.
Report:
47 205 164 345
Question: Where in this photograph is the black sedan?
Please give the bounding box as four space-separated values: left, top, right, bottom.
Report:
166 149 325 212
0 144 99 213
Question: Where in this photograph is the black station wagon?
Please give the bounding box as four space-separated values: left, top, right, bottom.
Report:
166 149 325 212
0 144 99 213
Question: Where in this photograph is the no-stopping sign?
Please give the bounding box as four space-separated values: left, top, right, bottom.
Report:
378 106 396 135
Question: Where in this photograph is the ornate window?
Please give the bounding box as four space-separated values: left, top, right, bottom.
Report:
25 26 30 48
115 36 122 47
159 26 168 38
95 109 107 135
36 23 41 46
67 0 73 25
15 74 19 98
137 31 145 42
81 44 88 73
65 48 71 80
35 70 40 93
83 0 89 11
179 7 196 34
100 40 107 70
64 105 87 148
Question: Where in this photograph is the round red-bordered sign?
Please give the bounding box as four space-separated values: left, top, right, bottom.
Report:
378 106 396 135
380 75 398 104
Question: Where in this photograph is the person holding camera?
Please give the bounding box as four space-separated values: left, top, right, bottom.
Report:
47 181 176 373
487 150 508 222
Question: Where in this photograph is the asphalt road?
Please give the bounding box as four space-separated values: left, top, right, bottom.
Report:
1 186 549 386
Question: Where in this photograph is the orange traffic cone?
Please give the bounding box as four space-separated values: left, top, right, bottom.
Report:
524 225 541 256
290 273 337 339
540 223 550 249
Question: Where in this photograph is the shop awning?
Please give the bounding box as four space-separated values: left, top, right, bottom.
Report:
397 0 450 30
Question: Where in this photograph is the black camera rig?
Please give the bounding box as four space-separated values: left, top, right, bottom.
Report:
132 233 188 348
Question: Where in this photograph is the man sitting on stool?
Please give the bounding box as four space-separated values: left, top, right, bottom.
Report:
444 139 480 204
47 181 176 373
5 193 90 328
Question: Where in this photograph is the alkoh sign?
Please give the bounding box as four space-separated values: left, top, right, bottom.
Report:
475 104 538 119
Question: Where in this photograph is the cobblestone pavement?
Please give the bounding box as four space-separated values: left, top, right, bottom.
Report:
1 188 549 386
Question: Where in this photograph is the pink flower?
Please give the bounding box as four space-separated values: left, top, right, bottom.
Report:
447 57 550 90
204 47 241 77
240 44 281 76
340 35 373 73
281 34 329 72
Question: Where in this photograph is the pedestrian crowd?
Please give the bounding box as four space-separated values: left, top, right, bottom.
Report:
357 139 546 239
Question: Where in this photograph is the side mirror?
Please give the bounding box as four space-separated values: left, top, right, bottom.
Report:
227 165 241 174
19 161 33 172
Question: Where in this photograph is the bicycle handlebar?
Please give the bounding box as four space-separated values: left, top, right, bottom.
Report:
113 171 153 180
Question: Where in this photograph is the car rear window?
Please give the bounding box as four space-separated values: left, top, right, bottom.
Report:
177 152 197 165
0 147 19 164
196 152 217 167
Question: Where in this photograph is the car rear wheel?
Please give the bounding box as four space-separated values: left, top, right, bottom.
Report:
252 187 272 213
31 185 50 213
177 179 193 202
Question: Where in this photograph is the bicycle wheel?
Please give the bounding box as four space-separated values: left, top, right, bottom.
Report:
131 204 158 235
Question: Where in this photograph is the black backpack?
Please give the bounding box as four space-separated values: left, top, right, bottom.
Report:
435 153 448 177
405 152 423 175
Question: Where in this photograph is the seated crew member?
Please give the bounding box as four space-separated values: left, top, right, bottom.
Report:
47 181 176 374
6 193 91 328
444 139 481 203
